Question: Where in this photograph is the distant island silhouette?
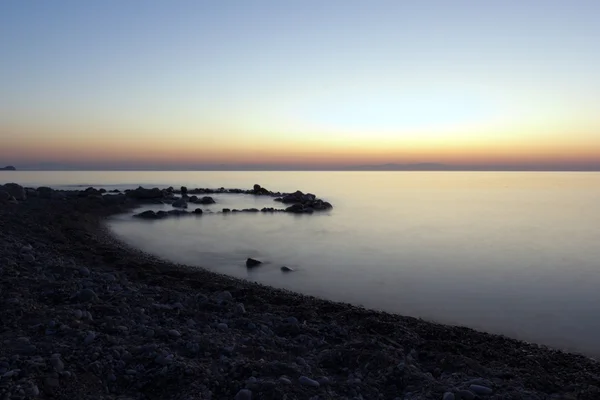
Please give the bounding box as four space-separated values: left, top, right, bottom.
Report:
1 166 16 171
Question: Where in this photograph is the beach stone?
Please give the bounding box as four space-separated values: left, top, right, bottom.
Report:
168 329 181 338
216 291 233 302
457 390 475 400
299 376 320 387
20 244 33 253
3 183 26 200
0 190 10 202
23 253 35 262
246 258 262 267
79 267 91 276
469 385 493 395
83 332 96 345
443 392 455 400
235 389 252 400
236 303 246 314
217 323 228 330
50 355 64 372
76 289 98 302
279 376 292 385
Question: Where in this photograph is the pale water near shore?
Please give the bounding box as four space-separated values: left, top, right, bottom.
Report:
4 170 600 355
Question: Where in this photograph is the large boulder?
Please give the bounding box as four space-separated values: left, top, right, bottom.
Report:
252 184 270 195
2 183 26 200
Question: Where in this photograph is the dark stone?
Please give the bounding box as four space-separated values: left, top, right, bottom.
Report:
37 186 54 198
133 210 163 219
194 208 203 215
222 208 231 213
189 195 198 202
2 183 26 200
172 198 187 208
127 187 164 200
1 165 16 170
198 196 215 205
181 186 188 197
246 258 262 268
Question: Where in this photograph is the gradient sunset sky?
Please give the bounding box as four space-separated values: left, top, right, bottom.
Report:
1 0 599 170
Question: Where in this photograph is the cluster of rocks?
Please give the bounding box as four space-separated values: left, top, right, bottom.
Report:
2 183 600 399
275 191 333 214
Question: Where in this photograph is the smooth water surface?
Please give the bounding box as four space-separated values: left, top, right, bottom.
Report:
3 170 600 355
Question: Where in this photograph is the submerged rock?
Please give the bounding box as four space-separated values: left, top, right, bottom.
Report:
281 266 294 272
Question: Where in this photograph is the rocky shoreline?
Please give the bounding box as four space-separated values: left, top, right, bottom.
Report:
1 183 600 399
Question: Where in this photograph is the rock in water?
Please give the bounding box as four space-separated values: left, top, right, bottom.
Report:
246 258 262 268
198 196 215 204
281 266 294 272
172 198 187 208
193 208 203 214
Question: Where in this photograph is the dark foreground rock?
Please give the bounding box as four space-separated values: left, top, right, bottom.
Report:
1 189 600 400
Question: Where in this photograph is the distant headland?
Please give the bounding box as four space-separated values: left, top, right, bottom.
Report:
1 166 16 171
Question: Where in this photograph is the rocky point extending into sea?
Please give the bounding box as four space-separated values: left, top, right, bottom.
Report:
1 182 599 400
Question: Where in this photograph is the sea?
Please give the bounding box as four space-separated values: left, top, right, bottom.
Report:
3 170 600 356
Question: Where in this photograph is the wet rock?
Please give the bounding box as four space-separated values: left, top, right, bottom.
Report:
246 258 262 268
168 329 181 338
83 332 96 345
443 392 455 400
281 266 294 272
193 208 203 214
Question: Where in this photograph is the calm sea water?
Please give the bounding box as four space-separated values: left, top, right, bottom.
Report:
3 171 600 356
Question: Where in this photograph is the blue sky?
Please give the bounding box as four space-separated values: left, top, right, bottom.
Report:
1 0 599 169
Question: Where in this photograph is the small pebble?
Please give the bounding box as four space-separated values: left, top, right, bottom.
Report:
23 253 35 262
217 323 228 330
50 356 64 372
279 376 292 385
168 329 181 338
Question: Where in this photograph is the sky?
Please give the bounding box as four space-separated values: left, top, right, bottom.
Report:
1 0 599 170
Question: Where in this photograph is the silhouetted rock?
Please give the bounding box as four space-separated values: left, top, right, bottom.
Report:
281 266 294 272
193 208 203 215
133 210 162 220
172 198 187 208
2 183 26 200
198 196 215 205
1 165 16 170
103 194 126 205
222 208 231 213
252 184 270 195
37 187 54 199
189 195 198 203
246 258 262 268
168 209 189 216
181 186 188 197
127 187 164 200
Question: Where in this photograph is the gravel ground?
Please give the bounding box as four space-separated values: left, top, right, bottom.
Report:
1 184 600 400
